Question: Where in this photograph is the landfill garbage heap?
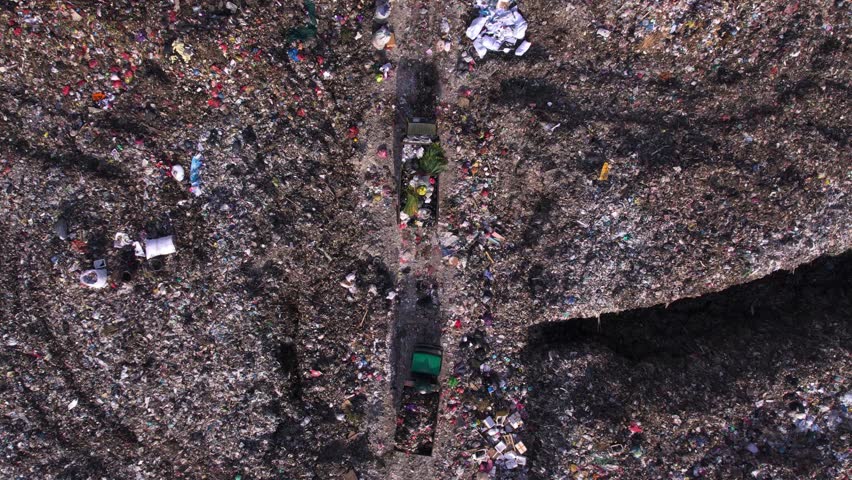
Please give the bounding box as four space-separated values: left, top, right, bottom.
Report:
0 0 850 479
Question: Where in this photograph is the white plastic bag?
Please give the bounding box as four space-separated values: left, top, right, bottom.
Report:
171 165 185 181
466 16 487 40
372 26 392 50
482 35 502 51
473 37 488 58
513 19 527 39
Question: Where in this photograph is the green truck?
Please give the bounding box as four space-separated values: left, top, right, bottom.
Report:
394 344 443 456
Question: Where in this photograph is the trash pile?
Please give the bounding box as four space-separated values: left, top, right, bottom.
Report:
441 0 850 333
430 328 533 478
394 390 441 456
399 124 446 228
435 2 849 477
437 125 507 270
473 412 528 470
399 143 443 227
0 0 849 478
372 0 396 50
0 1 396 478
465 0 531 58
54 211 179 289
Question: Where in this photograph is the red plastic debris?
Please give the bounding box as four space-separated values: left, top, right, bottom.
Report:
70 239 88 253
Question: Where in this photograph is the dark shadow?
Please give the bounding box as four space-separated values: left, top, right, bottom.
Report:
490 69 848 163
523 251 852 478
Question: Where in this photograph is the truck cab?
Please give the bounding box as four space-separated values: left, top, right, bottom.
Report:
407 344 443 393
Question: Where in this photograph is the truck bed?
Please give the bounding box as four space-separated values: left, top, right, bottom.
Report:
394 388 440 456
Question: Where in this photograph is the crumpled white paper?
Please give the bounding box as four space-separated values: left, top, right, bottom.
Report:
466 3 531 58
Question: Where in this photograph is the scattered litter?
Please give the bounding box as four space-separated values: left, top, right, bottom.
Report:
375 0 391 21
287 0 318 41
341 272 358 294
113 233 132 248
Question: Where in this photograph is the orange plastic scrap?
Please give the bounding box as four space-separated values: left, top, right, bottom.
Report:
91 91 106 102
598 162 610 181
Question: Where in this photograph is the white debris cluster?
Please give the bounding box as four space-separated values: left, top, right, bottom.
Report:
472 412 529 470
465 0 531 58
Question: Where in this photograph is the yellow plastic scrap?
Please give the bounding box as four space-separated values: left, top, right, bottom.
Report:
598 162 611 181
171 41 192 63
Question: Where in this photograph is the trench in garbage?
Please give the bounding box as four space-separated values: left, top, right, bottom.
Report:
522 251 852 471
387 59 444 454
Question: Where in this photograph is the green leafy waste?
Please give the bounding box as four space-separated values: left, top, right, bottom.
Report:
418 143 447 175
287 0 317 41
403 188 420 217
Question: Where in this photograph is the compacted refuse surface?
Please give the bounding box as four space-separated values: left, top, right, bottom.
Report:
0 0 849 479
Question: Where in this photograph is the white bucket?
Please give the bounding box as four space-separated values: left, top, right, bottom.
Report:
145 236 176 259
